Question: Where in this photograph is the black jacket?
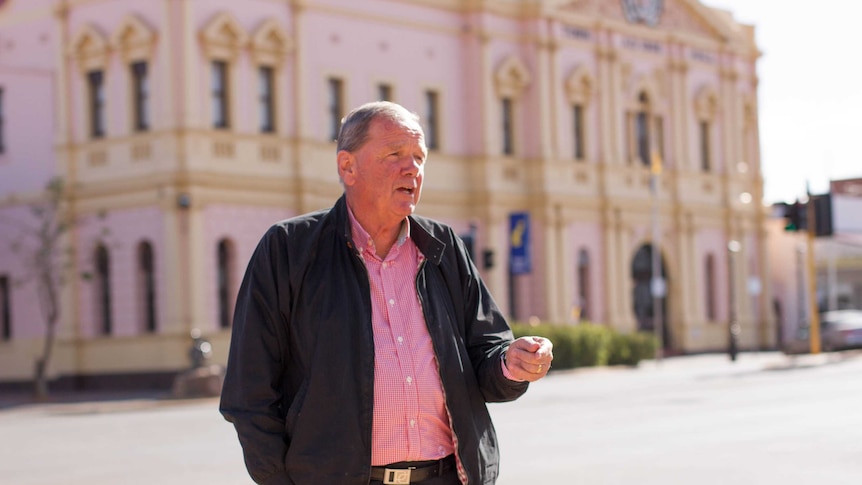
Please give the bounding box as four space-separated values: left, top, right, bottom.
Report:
219 196 529 484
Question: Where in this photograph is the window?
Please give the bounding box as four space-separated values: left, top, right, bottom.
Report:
577 249 590 321
328 77 344 141
705 254 716 321
378 83 392 102
502 97 514 155
212 60 230 129
425 90 439 151
700 121 711 172
131 61 149 132
573 104 584 160
138 241 157 333
217 239 234 329
635 94 650 166
258 66 276 133
88 70 105 138
1 275 10 341
95 244 112 335
0 87 5 153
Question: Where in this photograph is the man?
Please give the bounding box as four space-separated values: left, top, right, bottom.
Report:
220 101 553 485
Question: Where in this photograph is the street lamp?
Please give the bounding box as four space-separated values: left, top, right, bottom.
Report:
727 240 741 361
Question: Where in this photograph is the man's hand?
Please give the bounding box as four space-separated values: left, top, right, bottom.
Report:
504 336 554 382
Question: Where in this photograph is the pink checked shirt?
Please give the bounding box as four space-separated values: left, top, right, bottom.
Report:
348 210 457 467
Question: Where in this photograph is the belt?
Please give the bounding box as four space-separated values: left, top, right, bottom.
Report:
370 455 456 484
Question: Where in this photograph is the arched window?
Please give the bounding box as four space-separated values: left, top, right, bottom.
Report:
137 241 157 333
95 244 112 335
217 239 235 329
494 56 530 157
577 248 591 321
626 88 664 167
705 253 717 321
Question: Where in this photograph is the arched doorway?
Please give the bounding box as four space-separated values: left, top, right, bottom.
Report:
631 244 671 351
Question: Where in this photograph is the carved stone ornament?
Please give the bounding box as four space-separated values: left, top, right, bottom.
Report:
621 0 664 27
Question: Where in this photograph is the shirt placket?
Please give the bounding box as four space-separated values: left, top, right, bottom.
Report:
380 245 422 459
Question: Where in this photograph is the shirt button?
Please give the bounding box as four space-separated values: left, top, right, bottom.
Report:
388 299 395 306
410 419 416 427
406 376 413 384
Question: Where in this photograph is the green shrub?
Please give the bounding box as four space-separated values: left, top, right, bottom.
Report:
511 322 657 370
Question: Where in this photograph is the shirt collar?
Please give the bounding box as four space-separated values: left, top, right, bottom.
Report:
346 205 410 257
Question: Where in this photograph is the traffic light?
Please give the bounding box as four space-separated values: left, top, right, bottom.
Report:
783 201 807 232
812 193 833 237
780 195 833 236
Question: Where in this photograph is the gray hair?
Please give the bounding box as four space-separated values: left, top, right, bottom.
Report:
336 101 422 153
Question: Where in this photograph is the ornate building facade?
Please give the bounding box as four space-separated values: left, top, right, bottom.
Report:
0 0 773 387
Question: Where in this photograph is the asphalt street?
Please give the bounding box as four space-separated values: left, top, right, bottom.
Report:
1 351 860 485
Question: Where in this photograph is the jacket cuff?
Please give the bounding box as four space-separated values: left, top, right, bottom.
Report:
501 352 526 382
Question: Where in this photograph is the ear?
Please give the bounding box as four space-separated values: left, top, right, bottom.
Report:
337 150 357 186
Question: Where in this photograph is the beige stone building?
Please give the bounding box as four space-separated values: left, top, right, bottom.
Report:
0 0 773 388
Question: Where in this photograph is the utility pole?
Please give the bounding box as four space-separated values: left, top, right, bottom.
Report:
805 189 821 354
727 240 741 361
650 150 664 361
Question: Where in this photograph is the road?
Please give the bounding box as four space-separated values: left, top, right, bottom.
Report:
0 351 860 485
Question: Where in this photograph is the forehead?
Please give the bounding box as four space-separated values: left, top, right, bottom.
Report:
369 116 425 144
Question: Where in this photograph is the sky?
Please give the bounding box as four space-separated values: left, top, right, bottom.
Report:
701 0 862 204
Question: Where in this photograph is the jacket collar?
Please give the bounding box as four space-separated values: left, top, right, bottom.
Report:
333 194 445 266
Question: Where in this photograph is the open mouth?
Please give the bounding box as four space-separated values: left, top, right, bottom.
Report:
397 186 415 195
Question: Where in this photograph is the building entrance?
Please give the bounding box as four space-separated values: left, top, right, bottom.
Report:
631 244 671 351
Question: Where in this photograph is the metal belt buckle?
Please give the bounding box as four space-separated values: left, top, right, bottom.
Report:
383 467 414 484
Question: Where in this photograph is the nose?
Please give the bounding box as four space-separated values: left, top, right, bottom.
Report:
401 156 422 177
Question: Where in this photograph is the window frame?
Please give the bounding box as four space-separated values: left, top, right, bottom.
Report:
217 239 235 330
138 241 157 333
501 97 514 156
425 89 440 151
328 77 344 142
259 65 276 134
0 274 10 341
95 244 113 335
88 70 106 139
378 83 393 102
0 87 5 153
699 120 711 172
573 103 585 161
131 61 149 132
211 60 230 129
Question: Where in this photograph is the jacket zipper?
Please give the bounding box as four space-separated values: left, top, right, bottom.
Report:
415 259 467 484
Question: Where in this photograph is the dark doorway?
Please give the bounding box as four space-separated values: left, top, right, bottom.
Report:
631 244 671 351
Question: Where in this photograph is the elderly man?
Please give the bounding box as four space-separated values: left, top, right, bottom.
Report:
220 101 553 485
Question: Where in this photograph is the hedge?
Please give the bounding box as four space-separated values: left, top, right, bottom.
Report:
509 322 657 370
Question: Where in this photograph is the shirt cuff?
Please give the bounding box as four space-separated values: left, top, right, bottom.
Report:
501 352 526 382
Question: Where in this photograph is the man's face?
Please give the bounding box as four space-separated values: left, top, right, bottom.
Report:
340 116 427 230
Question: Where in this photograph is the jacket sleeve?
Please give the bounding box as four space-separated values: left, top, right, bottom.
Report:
219 226 292 485
454 232 529 403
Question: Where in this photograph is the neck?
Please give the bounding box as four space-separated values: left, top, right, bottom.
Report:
346 200 405 258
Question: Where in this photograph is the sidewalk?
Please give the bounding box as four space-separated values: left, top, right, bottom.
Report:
2 350 860 413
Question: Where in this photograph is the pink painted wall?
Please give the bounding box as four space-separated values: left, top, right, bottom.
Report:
0 7 56 194
75 207 166 338
569 222 606 323
202 204 296 333
0 206 53 340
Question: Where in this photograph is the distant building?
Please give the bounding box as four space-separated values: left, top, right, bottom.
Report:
769 178 862 350
0 0 771 388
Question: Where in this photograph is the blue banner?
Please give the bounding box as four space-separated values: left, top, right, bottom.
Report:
509 212 531 274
